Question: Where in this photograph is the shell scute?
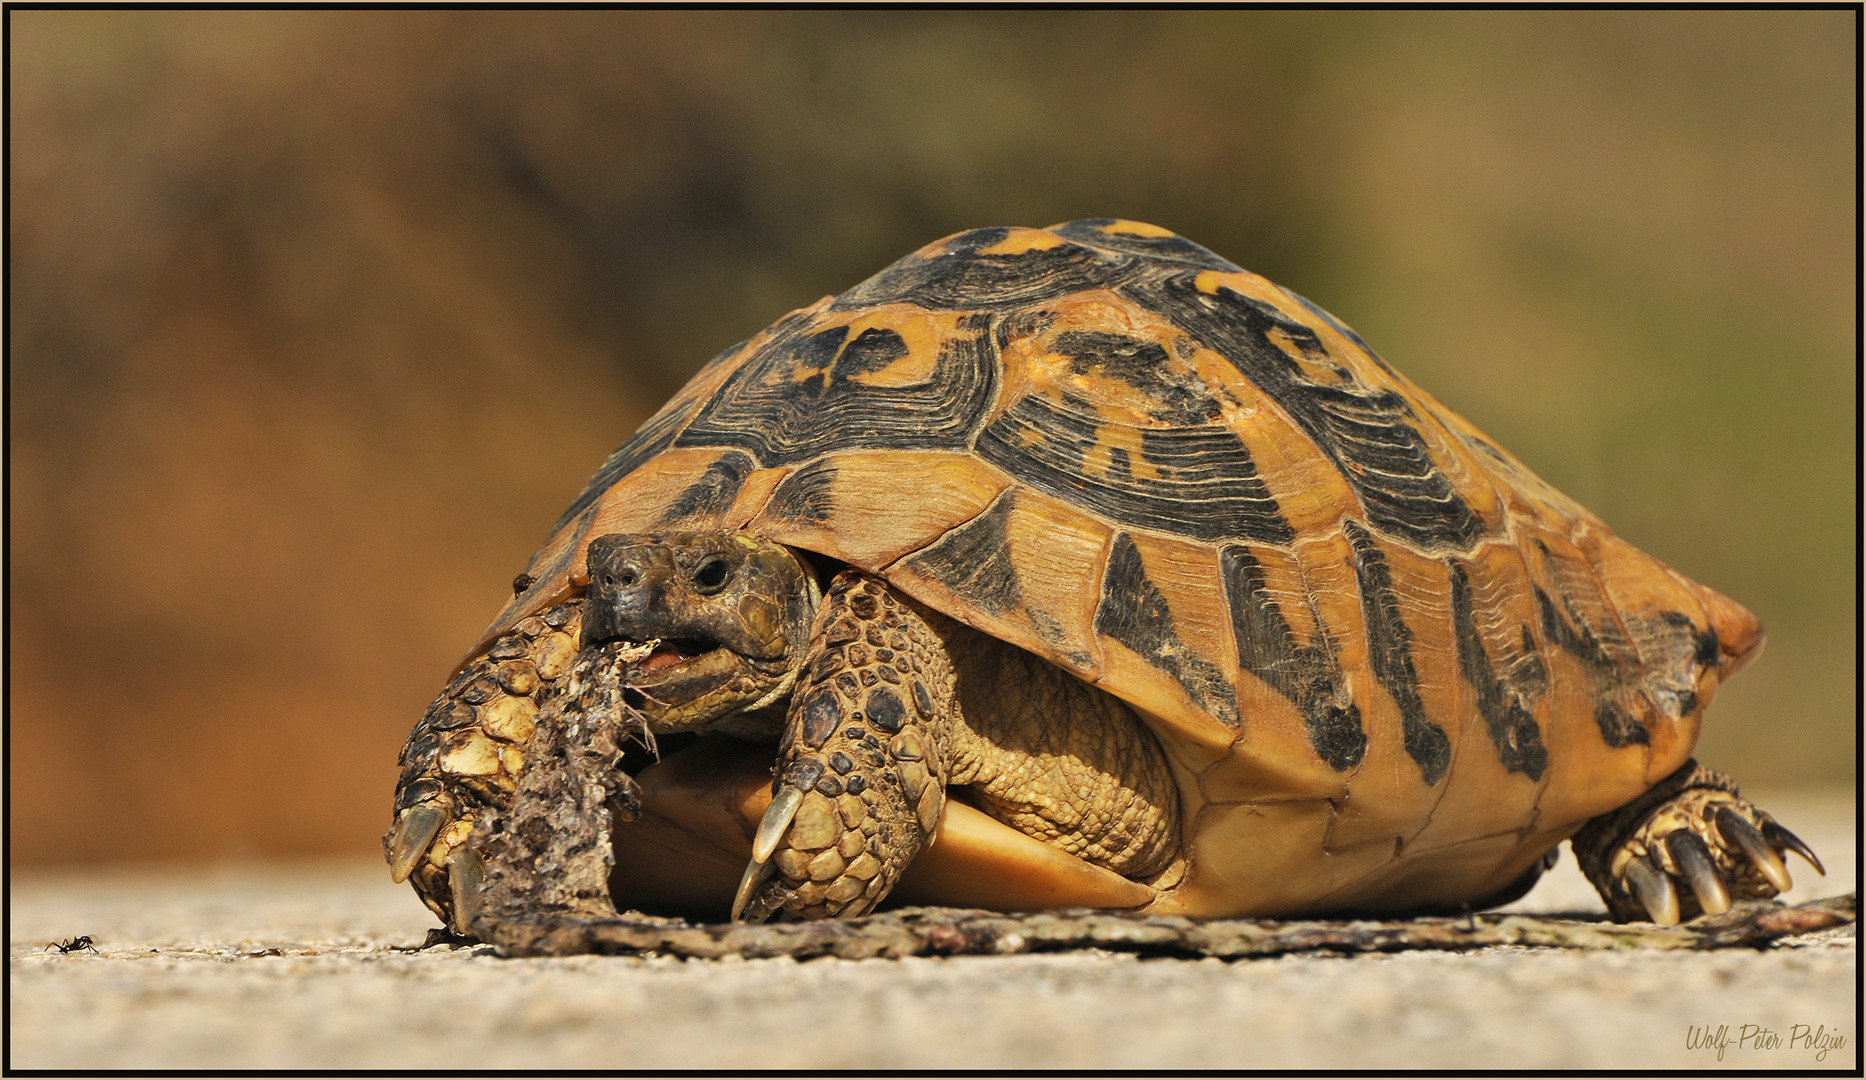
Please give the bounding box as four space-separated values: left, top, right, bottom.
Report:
1510 524 1660 832
892 487 1108 681
1221 542 1367 776
832 226 1134 313
1322 530 1464 854
1573 525 1729 784
1185 799 1392 915
1049 217 1242 271
1135 269 1494 553
1447 546 1555 784
1094 531 1240 738
979 297 1298 546
676 305 997 466
748 450 1005 571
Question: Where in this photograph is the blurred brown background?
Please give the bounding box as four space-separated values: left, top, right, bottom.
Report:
10 10 1854 868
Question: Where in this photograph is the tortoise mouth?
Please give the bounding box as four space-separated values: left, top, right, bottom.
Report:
615 635 740 697
638 638 719 675
604 633 790 731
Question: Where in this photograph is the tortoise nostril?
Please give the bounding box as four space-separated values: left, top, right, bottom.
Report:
618 570 638 588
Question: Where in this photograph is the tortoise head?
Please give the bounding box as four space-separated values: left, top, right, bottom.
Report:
580 531 820 731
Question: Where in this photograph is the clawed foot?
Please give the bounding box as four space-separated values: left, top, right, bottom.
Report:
1576 761 1823 926
732 727 944 921
732 572 952 922
384 601 583 929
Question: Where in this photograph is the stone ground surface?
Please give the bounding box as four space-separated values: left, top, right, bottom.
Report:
9 788 1856 1070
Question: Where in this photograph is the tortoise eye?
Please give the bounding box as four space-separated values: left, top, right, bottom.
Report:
692 556 731 594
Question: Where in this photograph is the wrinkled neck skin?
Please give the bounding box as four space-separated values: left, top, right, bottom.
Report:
578 531 821 737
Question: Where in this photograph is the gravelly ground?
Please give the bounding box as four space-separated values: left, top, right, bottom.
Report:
9 788 1855 1070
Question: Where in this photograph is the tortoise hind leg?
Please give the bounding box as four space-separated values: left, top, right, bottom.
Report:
734 571 954 921
935 617 1182 884
1572 759 1823 925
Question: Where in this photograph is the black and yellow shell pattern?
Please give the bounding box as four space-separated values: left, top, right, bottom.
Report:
480 220 1764 916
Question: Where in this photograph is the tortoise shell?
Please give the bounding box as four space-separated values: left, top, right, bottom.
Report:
476 218 1763 917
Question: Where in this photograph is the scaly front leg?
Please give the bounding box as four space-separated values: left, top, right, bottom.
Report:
734 571 956 921
385 600 582 931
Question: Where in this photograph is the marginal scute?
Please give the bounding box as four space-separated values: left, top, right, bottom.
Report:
1221 543 1365 770
1395 548 1551 857
1448 560 1547 780
754 450 1005 571
548 395 694 535
1343 520 1451 786
890 487 1107 680
1526 533 1651 751
549 446 775 596
895 489 1023 615
1575 526 1729 783
1517 525 1658 834
657 450 756 529
547 309 815 537
760 458 838 527
1094 532 1238 731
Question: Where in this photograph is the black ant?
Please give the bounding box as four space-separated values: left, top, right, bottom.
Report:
46 935 98 954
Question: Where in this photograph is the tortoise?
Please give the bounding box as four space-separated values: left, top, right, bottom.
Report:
386 218 1821 931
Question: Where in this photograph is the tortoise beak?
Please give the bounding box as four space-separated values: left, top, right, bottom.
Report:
580 539 681 648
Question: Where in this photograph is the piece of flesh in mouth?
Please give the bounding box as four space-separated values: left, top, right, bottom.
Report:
639 639 712 673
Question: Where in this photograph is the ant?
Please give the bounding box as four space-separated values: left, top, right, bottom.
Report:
46 935 98 954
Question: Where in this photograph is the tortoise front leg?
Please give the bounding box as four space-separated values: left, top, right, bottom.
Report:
385 600 583 931
1572 759 1823 925
733 570 955 921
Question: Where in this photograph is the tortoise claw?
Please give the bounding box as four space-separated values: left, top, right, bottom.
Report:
1624 853 1680 926
387 805 447 884
730 859 778 924
1763 820 1825 876
1716 808 1792 893
752 786 804 865
1665 831 1730 917
733 785 805 921
447 845 486 934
